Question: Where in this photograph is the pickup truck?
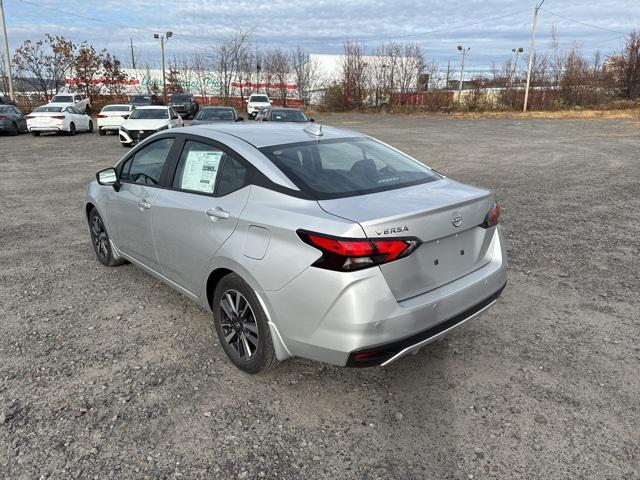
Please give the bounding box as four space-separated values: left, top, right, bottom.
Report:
49 93 92 114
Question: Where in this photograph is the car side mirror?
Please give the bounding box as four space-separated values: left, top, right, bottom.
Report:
172 115 179 119
96 168 119 191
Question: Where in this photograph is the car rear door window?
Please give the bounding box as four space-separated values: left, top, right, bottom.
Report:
120 138 175 186
172 141 225 194
217 156 249 196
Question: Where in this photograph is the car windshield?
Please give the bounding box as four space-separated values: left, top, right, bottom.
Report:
250 96 269 103
260 137 442 199
128 109 168 119
171 95 191 102
102 105 130 112
51 95 73 102
130 97 151 104
34 106 63 112
195 108 235 121
270 110 308 122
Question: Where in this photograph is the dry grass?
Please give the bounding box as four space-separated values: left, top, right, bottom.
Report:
447 108 640 120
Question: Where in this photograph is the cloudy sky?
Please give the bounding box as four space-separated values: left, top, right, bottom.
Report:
4 0 638 72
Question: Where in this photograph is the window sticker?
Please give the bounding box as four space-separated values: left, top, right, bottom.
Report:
181 150 223 193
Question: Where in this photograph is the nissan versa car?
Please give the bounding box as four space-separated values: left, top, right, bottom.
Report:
119 106 183 147
86 123 507 373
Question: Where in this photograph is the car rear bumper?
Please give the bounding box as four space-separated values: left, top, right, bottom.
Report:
28 126 62 133
98 121 123 130
261 226 508 367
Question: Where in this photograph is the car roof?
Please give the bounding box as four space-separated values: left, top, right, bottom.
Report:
101 104 131 108
201 106 235 109
178 123 362 148
270 107 303 111
134 105 169 110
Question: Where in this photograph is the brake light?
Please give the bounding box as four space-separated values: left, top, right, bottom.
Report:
481 203 501 228
51 115 65 120
26 115 35 119
298 230 420 271
97 114 107 118
0 115 6 120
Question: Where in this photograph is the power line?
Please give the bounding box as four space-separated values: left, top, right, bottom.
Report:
541 8 628 36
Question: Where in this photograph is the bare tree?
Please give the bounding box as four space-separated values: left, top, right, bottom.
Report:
340 41 368 109
611 31 640 99
166 57 183 94
291 46 322 106
267 48 291 106
102 53 128 97
213 28 253 103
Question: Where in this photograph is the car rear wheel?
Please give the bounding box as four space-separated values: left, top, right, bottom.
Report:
87 120 94 133
98 128 106 136
31 131 40 137
88 208 126 267
213 274 278 374
69 123 76 136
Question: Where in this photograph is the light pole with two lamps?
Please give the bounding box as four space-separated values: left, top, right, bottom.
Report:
153 31 173 103
457 45 470 102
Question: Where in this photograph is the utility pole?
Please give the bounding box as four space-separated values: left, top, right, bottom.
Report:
445 60 451 89
130 37 136 69
457 45 470 102
523 0 544 112
153 31 172 103
0 0 14 100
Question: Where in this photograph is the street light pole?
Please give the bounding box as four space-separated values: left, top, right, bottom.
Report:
154 31 172 103
457 45 470 103
511 47 524 86
0 0 15 100
523 0 544 112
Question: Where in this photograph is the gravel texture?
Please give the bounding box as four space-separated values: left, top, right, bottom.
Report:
1 114 639 479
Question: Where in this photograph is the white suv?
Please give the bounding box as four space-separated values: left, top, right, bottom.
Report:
246 94 271 119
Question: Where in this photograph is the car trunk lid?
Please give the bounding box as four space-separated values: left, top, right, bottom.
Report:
317 179 496 301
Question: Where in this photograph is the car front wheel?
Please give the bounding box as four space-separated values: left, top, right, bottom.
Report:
213 274 278 374
88 208 126 267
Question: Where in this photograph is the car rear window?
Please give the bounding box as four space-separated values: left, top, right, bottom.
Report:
260 137 441 199
250 96 269 103
195 108 235 121
51 95 73 102
34 106 63 112
102 105 130 112
271 110 308 122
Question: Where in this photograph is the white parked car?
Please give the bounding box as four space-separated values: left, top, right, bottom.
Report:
26 105 93 136
97 104 135 135
246 94 271 119
119 106 183 147
49 93 91 114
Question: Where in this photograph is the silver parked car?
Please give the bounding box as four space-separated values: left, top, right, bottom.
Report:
86 123 507 373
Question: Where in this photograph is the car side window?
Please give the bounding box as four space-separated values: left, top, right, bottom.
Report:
217 156 249 196
172 141 225 194
120 138 175 186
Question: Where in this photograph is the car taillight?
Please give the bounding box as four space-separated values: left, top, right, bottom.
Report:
0 115 6 120
481 203 501 228
298 230 420 271
51 115 65 120
25 115 35 119
97 114 107 118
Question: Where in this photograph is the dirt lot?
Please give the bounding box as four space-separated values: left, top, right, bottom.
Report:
1 114 639 479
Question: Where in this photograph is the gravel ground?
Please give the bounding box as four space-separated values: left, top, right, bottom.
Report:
1 114 639 479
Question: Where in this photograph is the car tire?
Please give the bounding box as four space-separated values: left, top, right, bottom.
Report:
88 208 126 267
31 131 40 137
69 123 76 136
98 128 106 136
85 106 91 115
212 274 279 374
88 120 94 133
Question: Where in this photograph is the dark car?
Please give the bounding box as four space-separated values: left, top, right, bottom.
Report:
0 96 18 106
190 106 243 125
170 94 199 119
128 95 163 106
0 104 28 135
256 107 313 123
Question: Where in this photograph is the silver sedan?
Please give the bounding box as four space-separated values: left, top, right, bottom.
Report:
86 122 507 373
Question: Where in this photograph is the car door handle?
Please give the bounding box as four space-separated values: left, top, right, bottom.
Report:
138 200 151 210
206 207 230 219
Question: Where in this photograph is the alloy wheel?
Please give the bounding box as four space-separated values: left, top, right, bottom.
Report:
219 290 259 360
90 214 109 262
